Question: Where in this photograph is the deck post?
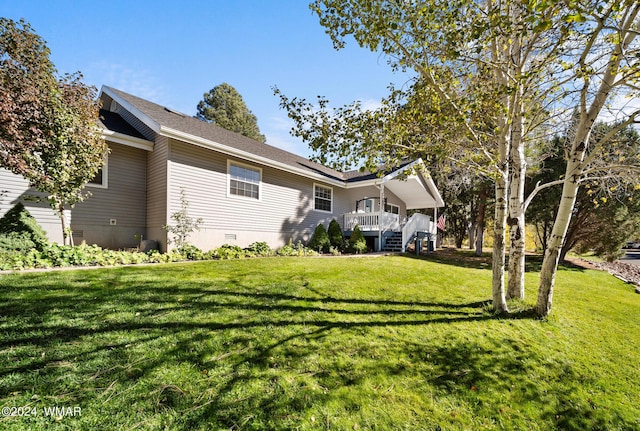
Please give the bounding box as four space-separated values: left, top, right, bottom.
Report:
378 185 385 251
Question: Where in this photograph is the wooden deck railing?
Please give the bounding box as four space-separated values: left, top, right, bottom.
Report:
343 212 400 232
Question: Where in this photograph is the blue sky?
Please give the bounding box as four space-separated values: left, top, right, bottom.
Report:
1 1 405 157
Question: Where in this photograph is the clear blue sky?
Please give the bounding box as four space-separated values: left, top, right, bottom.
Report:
1 1 406 157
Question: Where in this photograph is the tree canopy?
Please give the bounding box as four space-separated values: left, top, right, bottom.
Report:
0 18 57 177
0 18 106 245
196 83 266 143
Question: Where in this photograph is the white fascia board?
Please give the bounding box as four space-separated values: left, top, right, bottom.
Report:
343 179 380 189
422 174 445 207
159 126 346 188
101 129 154 151
380 158 424 184
344 158 426 189
100 87 161 134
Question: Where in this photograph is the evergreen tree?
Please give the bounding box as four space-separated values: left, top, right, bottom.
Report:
327 219 344 250
348 225 367 254
308 223 330 253
196 83 266 143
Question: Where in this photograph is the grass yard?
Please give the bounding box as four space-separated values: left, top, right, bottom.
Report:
0 253 638 430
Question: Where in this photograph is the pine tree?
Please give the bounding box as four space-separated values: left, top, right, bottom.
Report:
196 83 266 143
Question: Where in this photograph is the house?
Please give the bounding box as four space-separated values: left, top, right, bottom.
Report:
0 86 444 252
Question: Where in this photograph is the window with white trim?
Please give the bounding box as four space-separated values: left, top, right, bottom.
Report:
385 203 400 214
229 161 261 199
314 184 332 212
87 156 108 189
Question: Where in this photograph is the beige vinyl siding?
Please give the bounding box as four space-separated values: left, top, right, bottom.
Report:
71 142 147 249
167 140 339 249
0 168 64 243
146 136 169 250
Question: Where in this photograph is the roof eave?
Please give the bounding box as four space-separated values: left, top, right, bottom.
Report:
101 129 154 151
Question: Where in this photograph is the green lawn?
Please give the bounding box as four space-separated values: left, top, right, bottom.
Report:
0 253 638 430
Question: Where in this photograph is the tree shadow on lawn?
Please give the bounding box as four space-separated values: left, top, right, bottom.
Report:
0 269 613 430
414 249 588 274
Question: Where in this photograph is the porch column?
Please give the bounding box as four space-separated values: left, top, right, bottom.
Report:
434 206 439 249
379 184 384 251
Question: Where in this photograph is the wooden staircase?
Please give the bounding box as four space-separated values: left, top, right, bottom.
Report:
382 232 403 252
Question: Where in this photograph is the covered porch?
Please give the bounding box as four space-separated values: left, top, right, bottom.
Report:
340 160 444 252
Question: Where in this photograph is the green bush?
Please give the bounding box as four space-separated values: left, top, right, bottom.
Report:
216 244 246 260
328 219 344 250
245 241 272 257
177 244 205 260
277 240 318 257
348 225 367 254
308 223 330 253
0 202 49 251
0 232 37 252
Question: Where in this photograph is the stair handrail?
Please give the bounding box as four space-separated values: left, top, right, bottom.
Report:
401 213 433 251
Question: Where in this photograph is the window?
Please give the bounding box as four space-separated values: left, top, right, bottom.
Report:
87 156 108 188
314 184 332 212
385 203 400 214
229 161 261 199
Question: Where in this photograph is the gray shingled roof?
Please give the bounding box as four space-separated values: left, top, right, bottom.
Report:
103 86 357 183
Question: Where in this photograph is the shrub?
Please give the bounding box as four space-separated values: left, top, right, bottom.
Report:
277 240 318 257
329 246 341 256
328 219 344 251
348 225 367 254
0 202 48 250
216 244 246 260
0 232 38 252
163 188 203 249
308 223 330 253
178 244 205 260
245 242 272 257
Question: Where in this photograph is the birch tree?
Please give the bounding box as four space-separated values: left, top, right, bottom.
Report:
533 1 640 316
280 0 571 312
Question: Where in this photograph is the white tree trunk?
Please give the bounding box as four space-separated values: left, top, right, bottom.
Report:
492 171 509 313
536 174 579 316
58 204 73 246
507 105 526 300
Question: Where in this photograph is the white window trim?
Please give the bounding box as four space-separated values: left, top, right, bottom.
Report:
86 155 108 189
227 159 262 201
385 202 400 214
313 183 333 213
